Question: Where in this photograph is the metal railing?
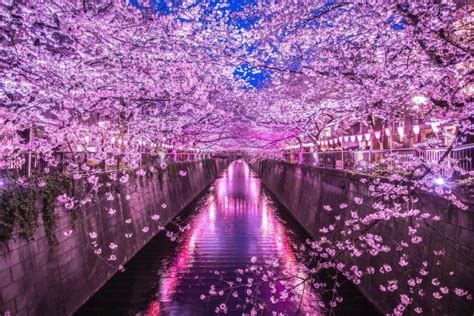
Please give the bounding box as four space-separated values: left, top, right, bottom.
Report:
0 151 213 179
283 144 474 173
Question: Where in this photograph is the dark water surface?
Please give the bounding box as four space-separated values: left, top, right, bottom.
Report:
76 160 379 315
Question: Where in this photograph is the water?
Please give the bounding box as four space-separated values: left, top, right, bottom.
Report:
76 160 379 315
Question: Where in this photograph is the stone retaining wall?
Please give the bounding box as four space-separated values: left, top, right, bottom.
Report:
0 159 227 316
253 160 474 316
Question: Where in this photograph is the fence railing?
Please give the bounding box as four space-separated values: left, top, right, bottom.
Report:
283 144 474 173
0 151 212 179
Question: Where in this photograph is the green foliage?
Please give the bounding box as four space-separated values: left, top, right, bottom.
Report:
167 162 178 179
39 174 74 245
0 159 213 243
0 173 73 244
0 183 37 241
0 189 17 242
157 168 164 190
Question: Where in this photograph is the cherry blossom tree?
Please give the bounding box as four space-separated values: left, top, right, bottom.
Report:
0 0 472 314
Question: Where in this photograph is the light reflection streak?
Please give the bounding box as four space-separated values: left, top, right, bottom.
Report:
156 196 214 304
145 160 322 315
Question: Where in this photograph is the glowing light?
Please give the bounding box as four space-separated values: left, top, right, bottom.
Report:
413 124 421 135
431 122 440 133
357 134 363 142
364 133 371 141
434 177 445 186
397 126 404 138
385 128 391 136
350 135 356 142
209 198 216 221
412 95 427 105
261 203 270 234
344 136 349 142
338 136 343 143
374 131 381 139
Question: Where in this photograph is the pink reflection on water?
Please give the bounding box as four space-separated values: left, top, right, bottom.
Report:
145 160 323 315
157 196 214 303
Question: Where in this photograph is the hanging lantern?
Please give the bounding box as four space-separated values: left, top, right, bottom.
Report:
364 133 371 141
357 134 363 142
338 136 343 143
431 122 440 133
413 124 421 135
317 140 321 145
397 126 404 138
344 136 349 142
385 128 391 136
374 131 381 139
350 135 356 142
329 139 333 145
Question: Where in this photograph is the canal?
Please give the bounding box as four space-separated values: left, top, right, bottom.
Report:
76 160 379 315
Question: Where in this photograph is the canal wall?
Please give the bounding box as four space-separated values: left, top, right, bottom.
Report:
0 159 228 316
253 160 474 316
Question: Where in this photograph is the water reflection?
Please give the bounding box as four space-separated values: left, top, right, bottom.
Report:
77 160 378 316
143 160 322 315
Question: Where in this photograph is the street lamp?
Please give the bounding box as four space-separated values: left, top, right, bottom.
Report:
397 126 404 140
413 125 421 135
431 122 440 133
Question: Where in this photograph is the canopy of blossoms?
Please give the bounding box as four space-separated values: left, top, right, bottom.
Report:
1 0 472 160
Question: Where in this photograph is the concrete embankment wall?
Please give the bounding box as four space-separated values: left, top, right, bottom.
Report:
253 160 474 316
0 159 227 316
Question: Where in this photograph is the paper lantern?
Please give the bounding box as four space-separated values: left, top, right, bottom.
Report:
364 133 371 141
397 126 404 138
357 134 363 142
413 125 421 135
431 122 440 133
374 131 381 139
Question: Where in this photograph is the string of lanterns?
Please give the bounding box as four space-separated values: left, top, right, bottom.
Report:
317 124 429 147
285 122 442 150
